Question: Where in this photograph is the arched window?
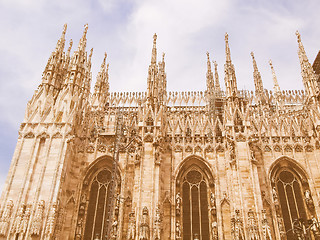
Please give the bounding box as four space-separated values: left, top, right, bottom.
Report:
275 169 308 239
83 169 113 239
176 159 215 240
270 159 312 240
75 158 121 240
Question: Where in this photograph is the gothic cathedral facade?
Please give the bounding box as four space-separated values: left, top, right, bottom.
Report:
1 24 320 240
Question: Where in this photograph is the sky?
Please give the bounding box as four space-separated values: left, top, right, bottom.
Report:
0 0 319 193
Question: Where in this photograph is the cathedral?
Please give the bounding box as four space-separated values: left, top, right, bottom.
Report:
1 24 320 240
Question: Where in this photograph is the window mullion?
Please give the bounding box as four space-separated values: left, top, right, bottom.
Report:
291 180 301 220
190 183 193 238
100 183 108 239
91 182 101 240
283 182 294 232
198 183 202 240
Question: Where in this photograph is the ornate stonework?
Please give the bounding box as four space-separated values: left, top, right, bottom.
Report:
1 24 320 239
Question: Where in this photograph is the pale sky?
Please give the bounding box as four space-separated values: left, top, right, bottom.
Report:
0 0 319 192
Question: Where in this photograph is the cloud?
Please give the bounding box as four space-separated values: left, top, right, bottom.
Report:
0 0 320 192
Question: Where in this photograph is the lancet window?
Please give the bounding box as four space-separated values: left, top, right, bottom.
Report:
270 159 313 240
176 161 215 240
75 159 121 240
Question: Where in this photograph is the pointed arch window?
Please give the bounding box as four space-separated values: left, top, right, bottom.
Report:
271 164 312 240
76 161 121 240
177 164 214 240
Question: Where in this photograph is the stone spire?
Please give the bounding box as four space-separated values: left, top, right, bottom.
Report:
251 52 265 103
92 52 109 109
206 52 214 93
296 30 320 101
269 60 280 95
214 61 221 95
224 33 238 99
78 23 88 53
151 33 157 65
147 34 159 108
41 24 68 91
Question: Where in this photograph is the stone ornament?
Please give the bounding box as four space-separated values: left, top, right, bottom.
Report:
0 200 13 236
127 212 136 240
139 207 149 240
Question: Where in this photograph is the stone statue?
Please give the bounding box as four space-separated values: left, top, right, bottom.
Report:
293 219 304 240
261 210 272 240
309 217 320 238
305 189 314 209
139 207 149 240
176 192 182 216
175 221 181 240
211 221 218 240
247 209 259 240
110 217 118 240
210 192 216 208
127 212 136 240
232 210 245 240
153 206 161 240
272 187 279 205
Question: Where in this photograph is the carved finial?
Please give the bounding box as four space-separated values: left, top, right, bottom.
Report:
224 33 238 98
55 24 67 52
78 24 88 52
62 24 67 36
296 30 301 42
206 52 214 93
251 52 264 101
206 52 212 69
67 39 73 56
214 61 221 93
88 48 93 67
225 33 231 62
269 60 280 94
295 30 320 100
102 52 107 69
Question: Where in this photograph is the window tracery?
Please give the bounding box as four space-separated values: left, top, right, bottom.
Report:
76 163 121 240
176 163 214 240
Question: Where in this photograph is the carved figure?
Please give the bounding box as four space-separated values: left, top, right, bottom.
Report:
176 192 182 215
272 187 279 205
231 210 245 240
153 206 161 240
139 207 149 240
127 212 136 240
305 189 314 209
211 220 218 240
175 221 181 240
261 210 272 240
247 209 259 240
310 217 320 238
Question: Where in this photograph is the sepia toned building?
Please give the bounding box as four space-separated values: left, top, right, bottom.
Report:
1 24 320 240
